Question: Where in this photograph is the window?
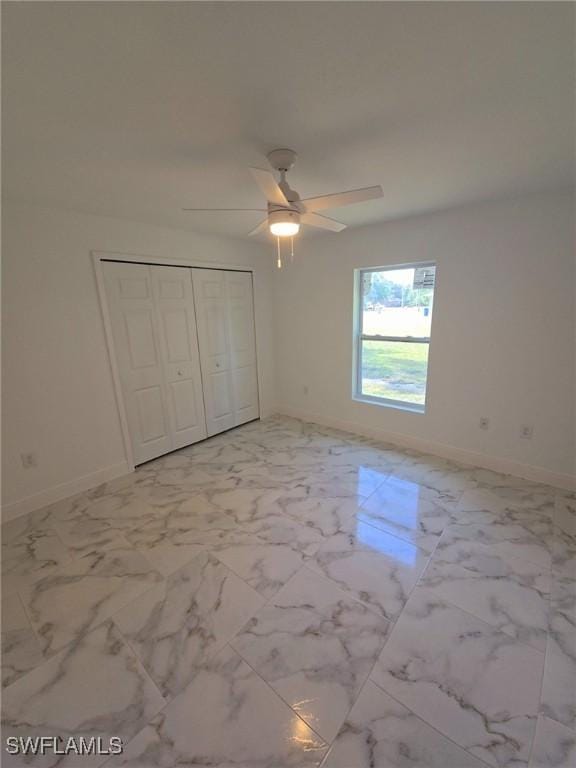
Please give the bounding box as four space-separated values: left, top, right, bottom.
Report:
354 263 436 412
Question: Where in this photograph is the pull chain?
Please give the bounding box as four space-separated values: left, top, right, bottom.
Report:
276 236 282 269
290 236 294 263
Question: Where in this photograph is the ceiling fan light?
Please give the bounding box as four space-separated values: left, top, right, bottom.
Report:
268 209 300 237
270 221 300 237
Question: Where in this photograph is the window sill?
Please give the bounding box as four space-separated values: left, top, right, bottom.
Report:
352 395 426 414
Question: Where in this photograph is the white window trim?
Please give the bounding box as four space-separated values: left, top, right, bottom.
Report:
352 261 436 414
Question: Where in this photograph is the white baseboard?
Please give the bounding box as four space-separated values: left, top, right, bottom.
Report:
276 406 576 492
1 461 133 523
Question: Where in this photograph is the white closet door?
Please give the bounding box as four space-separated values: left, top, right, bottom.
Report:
151 266 207 450
103 262 172 464
192 268 259 437
226 271 259 427
192 269 235 436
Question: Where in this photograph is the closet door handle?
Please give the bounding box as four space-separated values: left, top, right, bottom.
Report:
177 369 183 376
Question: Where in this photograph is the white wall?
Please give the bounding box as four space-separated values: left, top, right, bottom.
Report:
2 201 275 517
275 192 575 484
3 192 574 520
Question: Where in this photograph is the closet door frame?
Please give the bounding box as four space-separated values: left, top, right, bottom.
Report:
93 250 261 472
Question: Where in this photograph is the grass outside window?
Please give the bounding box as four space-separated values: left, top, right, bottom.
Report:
354 264 436 410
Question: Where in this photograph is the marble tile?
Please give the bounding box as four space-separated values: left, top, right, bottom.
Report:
433 525 539 573
52 522 131 560
179 439 260 466
554 492 576 541
1 492 92 544
457 486 555 519
323 680 487 768
138 458 310 496
114 552 264 698
1 592 43 688
541 637 576 731
551 526 576 580
318 464 391 498
471 468 530 489
124 522 215 577
123 492 244 576
226 461 332 491
246 446 328 470
2 621 166 768
85 472 141 501
2 417 573 766
169 486 284 526
463 504 555 533
21 540 162 656
279 471 376 502
319 443 405 472
2 527 73 596
371 586 544 768
307 521 430 620
358 476 452 553
134 462 240 497
529 716 576 768
274 496 362 537
472 470 551 496
84 493 159 526
391 456 476 501
549 575 576 659
249 434 351 461
232 567 391 742
214 515 323 598
133 476 206 505
422 548 550 651
1 511 50 544
134 489 239 531
103 644 328 767
438 513 552 570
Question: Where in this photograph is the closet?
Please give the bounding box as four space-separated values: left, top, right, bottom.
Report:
103 261 259 464
192 269 259 436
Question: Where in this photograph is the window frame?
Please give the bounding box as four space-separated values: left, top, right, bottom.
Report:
352 261 436 414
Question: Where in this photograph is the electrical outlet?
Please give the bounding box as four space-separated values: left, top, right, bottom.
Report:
520 425 534 440
21 452 37 469
479 417 490 430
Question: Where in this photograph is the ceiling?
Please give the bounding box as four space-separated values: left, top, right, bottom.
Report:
3 2 574 238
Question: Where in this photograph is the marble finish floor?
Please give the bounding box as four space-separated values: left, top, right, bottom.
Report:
1 416 574 767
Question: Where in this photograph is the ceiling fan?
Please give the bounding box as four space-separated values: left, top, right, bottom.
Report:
182 149 383 263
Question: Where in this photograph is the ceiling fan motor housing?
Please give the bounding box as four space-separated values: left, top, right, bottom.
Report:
268 208 301 228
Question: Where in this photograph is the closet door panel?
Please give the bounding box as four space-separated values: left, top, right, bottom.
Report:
104 263 172 464
233 365 258 412
211 371 234 418
192 269 235 436
225 271 259 426
151 266 207 450
135 386 167 443
170 379 201 433
124 311 158 369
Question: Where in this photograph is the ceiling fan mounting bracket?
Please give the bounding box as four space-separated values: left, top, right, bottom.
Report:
267 148 297 173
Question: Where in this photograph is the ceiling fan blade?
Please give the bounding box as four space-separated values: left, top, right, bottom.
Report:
249 168 289 206
182 207 266 212
301 185 383 212
301 212 346 232
248 219 269 236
